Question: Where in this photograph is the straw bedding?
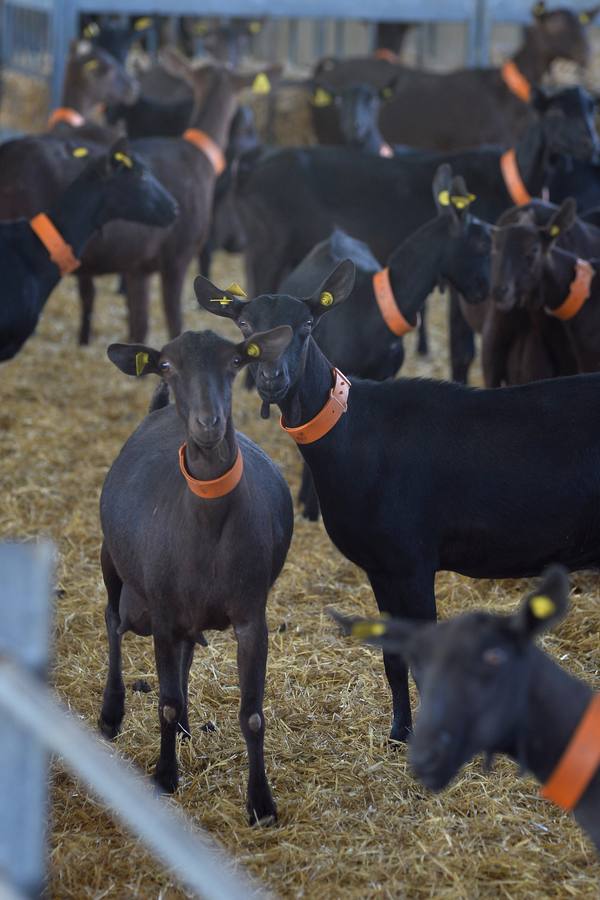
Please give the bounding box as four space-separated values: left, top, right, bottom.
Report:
1 257 599 899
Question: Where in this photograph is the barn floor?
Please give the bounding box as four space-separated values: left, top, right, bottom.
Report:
1 254 599 899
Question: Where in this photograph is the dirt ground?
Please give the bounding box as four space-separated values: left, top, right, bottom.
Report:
0 255 598 898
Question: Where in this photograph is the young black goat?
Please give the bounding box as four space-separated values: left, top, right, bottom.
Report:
310 82 397 157
0 142 176 362
196 261 600 746
279 165 491 518
332 566 600 854
100 327 294 823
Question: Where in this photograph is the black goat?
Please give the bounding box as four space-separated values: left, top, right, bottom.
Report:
196 261 600 746
331 566 600 854
0 141 176 362
310 82 397 157
100 326 294 823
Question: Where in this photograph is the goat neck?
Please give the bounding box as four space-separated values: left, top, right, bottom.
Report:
279 338 342 431
514 121 549 199
512 33 555 85
183 416 240 485
44 172 112 263
188 76 235 152
386 217 446 324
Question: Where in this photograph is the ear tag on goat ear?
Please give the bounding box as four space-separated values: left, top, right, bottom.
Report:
451 193 476 210
550 224 560 237
381 87 394 100
530 594 556 619
351 621 387 639
114 151 133 169
252 73 271 95
438 190 451 207
532 1 546 17
246 342 261 358
135 351 149 376
134 16 153 30
83 23 99 38
320 291 334 307
84 59 99 72
580 12 590 24
313 88 333 107
249 21 262 34
226 282 247 298
194 20 210 36
73 147 89 158
210 296 232 306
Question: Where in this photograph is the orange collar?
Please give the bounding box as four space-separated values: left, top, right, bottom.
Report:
280 368 350 445
500 148 532 206
546 259 595 321
501 60 531 103
183 128 226 176
29 213 80 275
372 268 415 337
540 693 600 811
373 48 398 64
379 142 394 158
178 443 243 499
47 107 85 128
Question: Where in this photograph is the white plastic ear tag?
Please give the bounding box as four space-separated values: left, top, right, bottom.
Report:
313 88 333 108
135 351 149 376
252 73 271 95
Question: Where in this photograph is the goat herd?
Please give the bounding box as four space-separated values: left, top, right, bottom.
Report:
1 1 599 887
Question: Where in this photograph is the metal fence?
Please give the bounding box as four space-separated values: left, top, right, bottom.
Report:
0 541 267 899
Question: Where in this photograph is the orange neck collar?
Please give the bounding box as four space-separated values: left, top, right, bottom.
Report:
29 213 81 276
501 60 531 103
546 259 595 321
178 443 243 499
500 148 532 206
373 48 398 64
183 128 226 176
540 693 600 811
47 107 85 128
372 268 415 336
280 368 350 445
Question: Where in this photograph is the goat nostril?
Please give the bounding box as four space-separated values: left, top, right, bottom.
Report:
197 415 220 429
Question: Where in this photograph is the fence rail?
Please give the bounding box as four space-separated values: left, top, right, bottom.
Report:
0 541 267 899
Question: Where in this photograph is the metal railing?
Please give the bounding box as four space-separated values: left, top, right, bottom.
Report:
0 541 267 899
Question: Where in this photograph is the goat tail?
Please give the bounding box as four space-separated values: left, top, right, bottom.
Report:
149 381 170 413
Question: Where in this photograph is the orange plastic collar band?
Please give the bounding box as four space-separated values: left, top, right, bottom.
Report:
373 268 415 336
379 142 394 158
47 107 85 128
501 60 531 103
183 128 226 176
281 368 350 445
546 259 595 321
500 148 532 206
373 48 398 63
540 693 600 811
178 444 243 499
29 213 80 276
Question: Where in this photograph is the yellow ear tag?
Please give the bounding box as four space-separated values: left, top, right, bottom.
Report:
246 342 261 358
252 73 271 95
114 151 133 169
73 147 89 158
438 190 451 207
533 1 546 17
210 296 232 306
580 12 590 24
194 21 210 36
226 282 247 298
382 87 394 100
134 16 153 30
451 193 476 210
135 351 149 376
351 621 387 639
249 21 262 34
550 224 560 237
84 59 99 72
320 291 334 307
83 23 99 38
530 594 556 619
313 88 333 108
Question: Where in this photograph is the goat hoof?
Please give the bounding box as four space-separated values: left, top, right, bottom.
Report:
154 762 178 794
389 723 411 746
248 806 277 827
302 505 320 522
98 715 121 741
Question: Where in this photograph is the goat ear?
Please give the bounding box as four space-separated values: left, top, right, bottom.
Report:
108 138 135 173
581 7 600 25
542 198 577 246
328 609 420 657
514 565 570 640
236 326 293 365
305 259 355 316
433 164 454 213
107 343 161 377
194 276 248 320
531 1 547 20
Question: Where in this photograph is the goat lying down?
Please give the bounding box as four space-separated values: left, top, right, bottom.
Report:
331 566 600 854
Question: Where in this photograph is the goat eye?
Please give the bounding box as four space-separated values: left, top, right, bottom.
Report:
482 647 508 667
232 355 243 368
159 361 171 373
